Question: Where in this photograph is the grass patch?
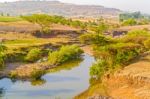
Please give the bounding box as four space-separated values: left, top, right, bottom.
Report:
0 16 22 22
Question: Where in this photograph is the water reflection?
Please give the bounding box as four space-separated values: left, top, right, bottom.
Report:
0 54 95 99
48 58 83 73
0 88 5 97
31 79 46 86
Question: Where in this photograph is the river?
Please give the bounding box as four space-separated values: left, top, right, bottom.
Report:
0 54 95 99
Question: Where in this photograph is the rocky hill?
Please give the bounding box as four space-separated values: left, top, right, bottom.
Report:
0 0 121 17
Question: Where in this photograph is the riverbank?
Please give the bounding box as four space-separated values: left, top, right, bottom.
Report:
75 52 150 99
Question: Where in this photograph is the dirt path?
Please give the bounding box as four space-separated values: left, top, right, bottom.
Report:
81 46 93 56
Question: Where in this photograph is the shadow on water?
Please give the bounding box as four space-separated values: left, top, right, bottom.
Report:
0 88 5 98
30 58 84 86
47 58 84 73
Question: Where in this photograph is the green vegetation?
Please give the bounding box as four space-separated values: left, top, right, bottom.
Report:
80 30 150 79
21 14 52 33
80 33 111 45
94 22 109 34
9 45 83 79
0 43 7 67
91 43 142 78
120 12 150 26
123 30 150 44
0 16 22 22
122 18 137 26
144 39 150 49
90 60 108 78
25 48 42 62
48 45 83 66
31 70 46 80
21 14 87 32
119 12 149 21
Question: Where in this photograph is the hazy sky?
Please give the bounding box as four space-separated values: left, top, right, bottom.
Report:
0 0 149 14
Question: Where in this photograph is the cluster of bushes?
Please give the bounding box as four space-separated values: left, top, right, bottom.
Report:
10 45 83 79
122 30 150 44
119 12 143 21
80 33 112 45
122 18 150 26
120 12 150 26
25 48 42 62
80 30 150 79
48 45 83 66
25 48 52 62
21 14 87 32
91 43 143 78
122 18 137 26
0 43 7 68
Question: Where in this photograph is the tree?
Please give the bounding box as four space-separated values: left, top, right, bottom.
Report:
21 14 52 33
0 13 4 16
94 22 109 34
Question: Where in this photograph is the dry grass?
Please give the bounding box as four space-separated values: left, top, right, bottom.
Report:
0 21 80 33
0 32 35 40
4 37 69 53
117 25 150 31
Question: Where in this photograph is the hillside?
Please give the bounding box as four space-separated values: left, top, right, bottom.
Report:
0 0 121 17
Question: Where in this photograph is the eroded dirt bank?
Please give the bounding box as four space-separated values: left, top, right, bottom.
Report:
76 52 150 99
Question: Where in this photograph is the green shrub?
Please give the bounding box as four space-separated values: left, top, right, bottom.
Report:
90 60 108 78
0 43 7 67
91 42 143 78
48 45 83 66
80 33 111 45
94 22 109 34
122 30 150 45
88 30 150 79
31 70 46 80
0 52 6 67
127 30 150 37
10 71 17 79
115 47 140 65
144 39 150 49
122 18 137 26
25 48 42 62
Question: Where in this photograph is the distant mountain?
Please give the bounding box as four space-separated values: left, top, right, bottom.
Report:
0 0 121 17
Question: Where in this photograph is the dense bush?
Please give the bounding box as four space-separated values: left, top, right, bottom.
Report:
93 22 109 34
122 30 150 45
90 60 108 78
144 39 150 49
80 33 111 45
25 48 42 62
48 45 83 66
94 43 142 63
31 69 46 80
0 43 7 67
90 42 143 78
122 18 137 26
